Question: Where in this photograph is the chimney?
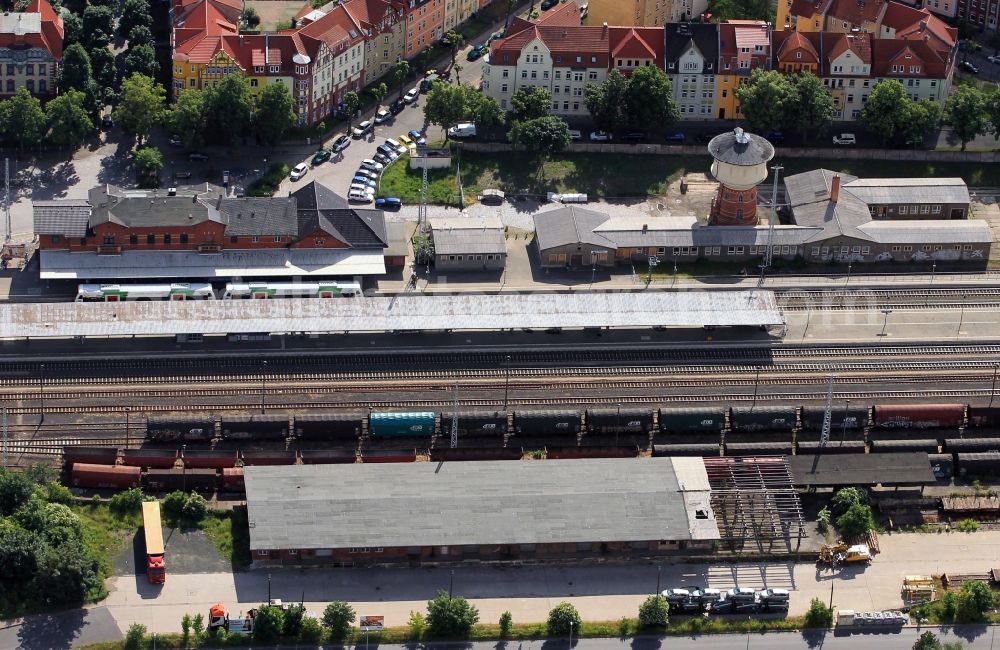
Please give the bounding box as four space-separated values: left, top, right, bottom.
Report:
602 21 608 36
831 174 841 202
642 223 648 232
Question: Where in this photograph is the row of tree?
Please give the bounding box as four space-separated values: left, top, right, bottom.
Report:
423 81 505 139
0 87 95 150
585 67 679 134
942 84 1000 151
735 69 837 141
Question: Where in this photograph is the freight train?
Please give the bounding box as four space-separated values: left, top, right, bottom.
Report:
144 403 995 444
75 281 362 302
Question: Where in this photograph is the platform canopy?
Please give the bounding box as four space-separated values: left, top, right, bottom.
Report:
789 452 937 487
38 249 386 280
0 290 783 339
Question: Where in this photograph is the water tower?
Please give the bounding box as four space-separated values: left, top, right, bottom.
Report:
707 127 774 226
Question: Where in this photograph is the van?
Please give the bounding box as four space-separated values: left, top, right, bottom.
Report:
833 133 856 145
448 123 476 138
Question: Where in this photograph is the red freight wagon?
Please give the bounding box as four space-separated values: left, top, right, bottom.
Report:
72 463 141 489
873 404 965 430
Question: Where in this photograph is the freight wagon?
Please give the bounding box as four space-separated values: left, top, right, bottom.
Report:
144 468 219 491
585 408 652 435
439 412 507 437
428 447 523 462
652 443 721 457
64 446 120 466
659 408 726 434
944 438 1000 453
795 440 867 455
730 406 797 433
146 417 216 443
956 452 1000 476
181 449 239 469
220 414 289 440
873 404 965 430
929 453 954 479
799 407 868 433
71 463 141 488
122 448 179 469
967 406 1000 429
724 441 794 456
869 439 940 453
241 450 298 466
513 410 581 436
369 412 436 437
294 413 364 440
299 450 358 464
546 445 640 459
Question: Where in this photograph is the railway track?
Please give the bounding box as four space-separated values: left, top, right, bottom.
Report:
2 437 131 455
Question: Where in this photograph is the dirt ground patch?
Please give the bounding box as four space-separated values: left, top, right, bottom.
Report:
247 0 307 30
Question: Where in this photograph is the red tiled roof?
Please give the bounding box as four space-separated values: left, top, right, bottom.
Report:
870 38 946 77
827 31 872 64
1 0 64 58
883 3 956 55
491 24 610 66
298 3 362 54
825 0 887 26
734 22 769 49
775 29 818 61
609 27 662 62
788 0 827 20
535 1 580 26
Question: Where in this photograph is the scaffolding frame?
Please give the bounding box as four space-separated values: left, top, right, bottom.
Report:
703 456 806 555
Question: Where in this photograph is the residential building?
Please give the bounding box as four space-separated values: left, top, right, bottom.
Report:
716 20 770 120
430 216 507 270
957 0 997 27
32 182 392 279
244 458 720 567
339 0 407 86
586 0 707 27
0 0 62 98
404 0 445 59
664 22 719 120
444 0 478 32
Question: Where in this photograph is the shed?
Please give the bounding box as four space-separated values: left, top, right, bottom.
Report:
430 216 506 271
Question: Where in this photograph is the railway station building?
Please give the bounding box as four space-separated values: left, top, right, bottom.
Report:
32 181 395 280
243 457 721 567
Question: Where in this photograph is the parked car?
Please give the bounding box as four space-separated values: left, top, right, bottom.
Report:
408 129 427 145
624 132 645 142
168 134 182 146
355 168 379 180
832 133 856 145
988 54 1000 64
385 138 407 155
351 176 377 188
589 130 612 141
360 158 384 172
331 134 351 152
466 43 487 61
376 144 399 159
569 129 582 140
664 131 685 143
448 123 477 138
398 133 413 146
375 197 403 210
541 0 558 8
350 182 374 194
962 60 979 74
351 119 374 138
765 130 785 142
374 108 392 124
311 149 332 166
187 152 209 161
290 163 309 181
373 152 392 165
101 115 114 130
348 189 374 203
404 88 420 104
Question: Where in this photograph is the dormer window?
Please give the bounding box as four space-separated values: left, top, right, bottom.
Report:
796 52 801 59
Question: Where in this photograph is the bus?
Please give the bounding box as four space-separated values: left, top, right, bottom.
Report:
142 501 165 584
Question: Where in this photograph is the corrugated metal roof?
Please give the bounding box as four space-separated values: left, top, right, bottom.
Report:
38 248 386 280
32 200 91 237
857 220 993 244
844 178 970 206
244 458 719 551
431 217 506 255
0 290 784 339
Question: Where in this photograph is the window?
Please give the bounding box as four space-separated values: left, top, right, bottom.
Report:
899 205 908 215
180 233 189 244
810 246 820 256
502 69 509 79
903 246 912 252
932 204 941 214
129 235 137 245
314 238 325 246
147 234 155 244
892 245 901 252
552 101 558 109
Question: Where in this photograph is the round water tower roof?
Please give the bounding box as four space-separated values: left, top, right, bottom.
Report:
708 128 774 166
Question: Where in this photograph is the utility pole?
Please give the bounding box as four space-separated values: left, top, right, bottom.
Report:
4 158 10 243
450 383 459 448
2 405 7 468
502 355 512 413
820 375 834 447
419 160 429 229
761 165 783 277
260 360 267 414
38 364 45 423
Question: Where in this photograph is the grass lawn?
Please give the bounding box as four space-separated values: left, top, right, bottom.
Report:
200 506 252 570
380 149 1000 206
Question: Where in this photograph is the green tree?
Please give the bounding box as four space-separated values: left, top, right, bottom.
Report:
735 68 794 134
192 613 205 640
253 604 285 642
637 595 669 628
371 81 388 112
167 89 207 149
134 146 164 188
0 524 38 583
124 623 147 650
946 85 987 151
412 232 435 266
830 487 867 518
859 80 911 144
424 81 467 140
913 631 942 650
128 24 154 47
508 115 571 169
787 71 835 141
804 598 833 628
464 86 504 128
901 98 941 145
708 0 769 21
390 60 411 102
108 487 144 515
942 590 959 620
82 5 115 46
958 580 995 621
58 43 93 92
443 29 463 68
181 492 208 521
836 502 875 538
113 73 166 145
342 90 361 132
253 82 296 145
63 12 83 47
509 85 552 121
203 74 253 145
624 64 679 131
299 616 324 643
45 89 94 149
426 590 480 638
282 603 306 636
90 47 117 89
0 469 37 515
987 88 1000 141
31 538 102 605
118 0 152 38
322 600 356 641
547 602 581 636
585 69 628 132
408 610 426 640
499 611 513 638
181 614 192 648
162 490 187 519
124 43 159 80
2 88 45 150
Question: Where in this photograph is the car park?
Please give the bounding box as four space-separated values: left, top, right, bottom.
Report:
331 134 351 152
408 129 427 145
311 149 331 166
374 109 392 124
351 119 374 138
188 152 209 161
375 197 402 210
466 43 487 61
385 138 407 155
360 159 384 172
348 189 374 203
589 130 612 141
448 123 477 138
962 60 979 74
404 88 420 103
665 131 686 143
833 133 856 145
355 168 379 181
290 163 308 181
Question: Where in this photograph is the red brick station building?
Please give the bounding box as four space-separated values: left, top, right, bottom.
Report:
32 182 405 281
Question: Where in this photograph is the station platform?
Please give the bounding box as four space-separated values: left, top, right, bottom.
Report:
0 290 782 339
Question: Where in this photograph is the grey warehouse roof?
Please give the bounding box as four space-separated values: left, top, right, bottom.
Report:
430 216 507 255
533 206 617 251
843 177 970 206
33 200 92 238
244 457 720 551
708 128 774 166
0 290 783 339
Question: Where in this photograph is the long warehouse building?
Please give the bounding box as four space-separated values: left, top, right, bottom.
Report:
244 457 721 567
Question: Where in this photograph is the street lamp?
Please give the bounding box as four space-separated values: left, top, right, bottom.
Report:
502 355 512 413
931 260 937 285
878 308 893 337
647 256 659 285
569 621 574 648
260 360 268 414
845 262 852 286
958 295 966 335
449 569 454 598
841 399 851 442
590 250 600 286
655 564 662 595
268 572 272 602
182 444 187 491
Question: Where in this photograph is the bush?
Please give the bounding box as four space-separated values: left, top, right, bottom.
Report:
913 631 942 650
911 599 932 623
109 488 144 515
831 487 867 518
804 598 833 628
547 602 582 637
426 591 479 638
499 611 512 639
162 491 187 519
955 519 979 532
836 502 875 539
124 623 146 650
283 603 305 636
957 580 995 621
181 613 192 647
181 492 208 522
253 604 285 642
299 616 324 643
638 595 669 628
322 600 356 641
247 163 290 197
408 610 426 640
941 591 959 620
817 506 831 534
